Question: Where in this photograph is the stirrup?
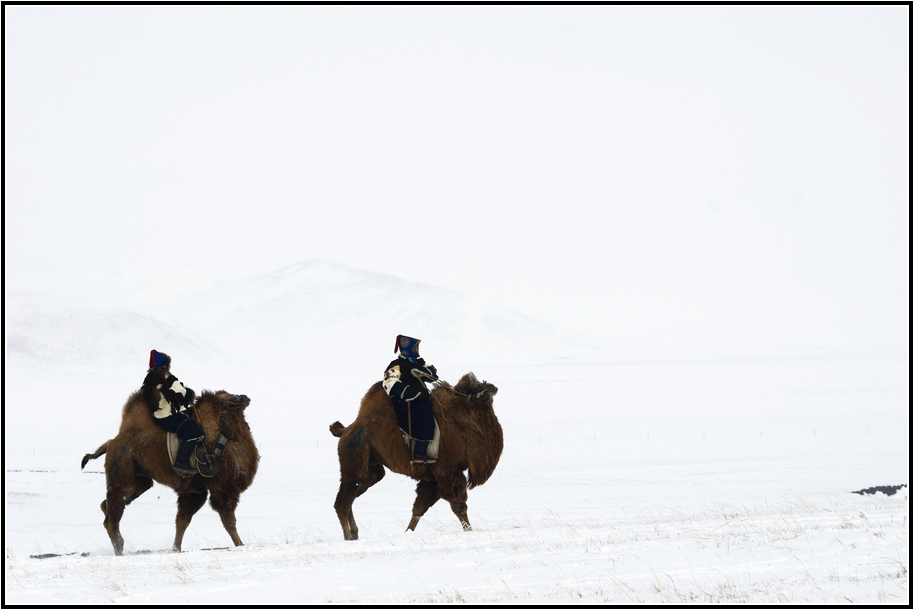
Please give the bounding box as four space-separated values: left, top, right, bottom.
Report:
194 434 228 478
172 464 197 477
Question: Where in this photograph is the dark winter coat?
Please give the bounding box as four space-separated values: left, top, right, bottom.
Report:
383 355 438 441
382 356 438 402
143 369 196 420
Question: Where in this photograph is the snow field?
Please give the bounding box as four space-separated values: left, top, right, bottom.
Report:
5 494 907 604
4 263 909 604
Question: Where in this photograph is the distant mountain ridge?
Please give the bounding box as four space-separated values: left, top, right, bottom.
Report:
6 260 596 374
179 260 595 363
5 293 224 375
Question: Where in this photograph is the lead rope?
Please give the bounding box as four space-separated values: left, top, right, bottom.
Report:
436 380 486 401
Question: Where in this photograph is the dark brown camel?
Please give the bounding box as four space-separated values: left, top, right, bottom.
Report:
81 390 259 555
330 372 502 540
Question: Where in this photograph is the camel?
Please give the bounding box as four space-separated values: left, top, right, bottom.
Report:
330 372 502 540
81 389 259 555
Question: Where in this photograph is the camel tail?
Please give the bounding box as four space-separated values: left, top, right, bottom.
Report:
329 421 346 438
81 441 109 469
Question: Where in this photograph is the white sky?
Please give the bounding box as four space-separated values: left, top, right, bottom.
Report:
4 5 909 348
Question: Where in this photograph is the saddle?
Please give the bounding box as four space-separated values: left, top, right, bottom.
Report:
166 432 229 478
399 416 441 459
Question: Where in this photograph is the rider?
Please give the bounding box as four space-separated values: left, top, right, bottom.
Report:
143 350 204 477
383 335 439 464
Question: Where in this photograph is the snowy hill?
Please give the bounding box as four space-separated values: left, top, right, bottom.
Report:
4 260 597 380
177 260 595 365
4 292 228 377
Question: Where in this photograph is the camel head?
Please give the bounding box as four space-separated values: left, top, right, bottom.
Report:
207 391 253 435
451 372 498 405
212 390 251 410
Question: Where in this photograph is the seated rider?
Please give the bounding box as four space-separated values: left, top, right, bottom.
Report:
143 350 204 477
383 335 439 464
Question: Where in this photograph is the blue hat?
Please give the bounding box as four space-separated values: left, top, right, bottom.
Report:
149 350 170 370
395 335 421 360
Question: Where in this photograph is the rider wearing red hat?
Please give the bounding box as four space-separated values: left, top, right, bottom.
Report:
143 350 204 477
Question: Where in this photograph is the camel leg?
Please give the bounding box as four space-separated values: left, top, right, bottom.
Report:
101 493 127 556
334 480 359 541
440 474 472 531
344 506 358 541
102 446 134 555
332 463 386 541
173 489 208 552
449 500 472 531
209 491 244 547
407 480 440 532
333 473 386 541
101 474 157 554
334 432 379 541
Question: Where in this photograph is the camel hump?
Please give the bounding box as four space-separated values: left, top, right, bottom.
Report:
329 421 346 437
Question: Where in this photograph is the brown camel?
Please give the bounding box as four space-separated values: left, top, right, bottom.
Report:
81 389 259 555
330 372 502 540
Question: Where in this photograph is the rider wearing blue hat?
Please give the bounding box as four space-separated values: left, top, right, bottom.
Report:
383 335 439 464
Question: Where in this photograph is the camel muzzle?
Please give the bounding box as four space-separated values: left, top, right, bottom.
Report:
227 394 250 409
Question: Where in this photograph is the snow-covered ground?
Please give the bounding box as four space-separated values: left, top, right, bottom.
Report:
4 261 909 604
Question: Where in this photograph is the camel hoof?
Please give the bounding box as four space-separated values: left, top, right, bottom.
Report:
112 534 125 555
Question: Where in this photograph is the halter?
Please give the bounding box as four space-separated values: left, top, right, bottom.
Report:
437 380 490 401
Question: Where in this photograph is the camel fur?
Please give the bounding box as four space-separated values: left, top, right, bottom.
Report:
81 389 259 555
330 372 503 540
